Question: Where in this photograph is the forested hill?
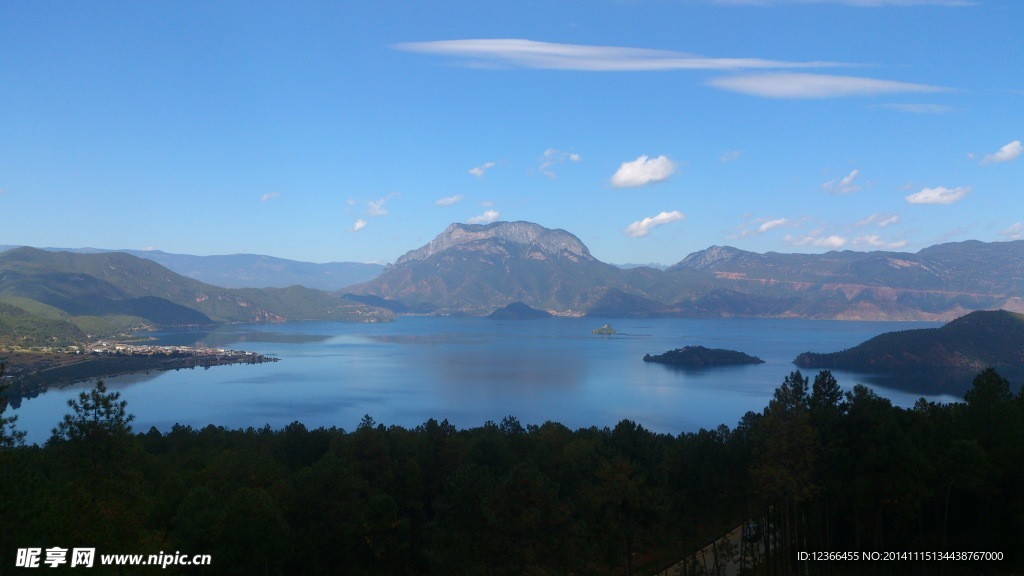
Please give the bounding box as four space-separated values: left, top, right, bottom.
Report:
0 247 392 339
0 245 385 291
794 309 1024 371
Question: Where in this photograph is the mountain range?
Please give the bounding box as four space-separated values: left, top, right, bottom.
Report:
0 247 392 342
4 220 1023 334
0 246 384 291
346 221 1024 321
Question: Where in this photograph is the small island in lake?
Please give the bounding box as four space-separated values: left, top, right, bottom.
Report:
591 323 616 335
643 345 765 367
488 301 552 320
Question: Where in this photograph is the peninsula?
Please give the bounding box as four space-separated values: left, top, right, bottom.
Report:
793 309 1024 372
1 341 277 402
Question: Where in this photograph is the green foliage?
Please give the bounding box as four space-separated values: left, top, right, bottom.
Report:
48 380 134 444
0 300 86 345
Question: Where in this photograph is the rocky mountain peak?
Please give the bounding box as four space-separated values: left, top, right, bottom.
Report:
672 245 747 271
393 221 592 266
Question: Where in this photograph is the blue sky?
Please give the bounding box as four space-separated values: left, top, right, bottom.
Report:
1 0 1021 265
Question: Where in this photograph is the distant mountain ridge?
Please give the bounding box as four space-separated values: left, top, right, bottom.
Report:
6 222 1024 322
349 221 1024 320
0 246 383 291
0 247 391 340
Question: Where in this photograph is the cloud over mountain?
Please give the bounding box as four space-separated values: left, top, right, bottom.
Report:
623 211 684 237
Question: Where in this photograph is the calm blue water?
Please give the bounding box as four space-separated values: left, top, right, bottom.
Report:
10 317 963 444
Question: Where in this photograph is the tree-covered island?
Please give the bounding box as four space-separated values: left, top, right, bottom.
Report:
644 345 765 367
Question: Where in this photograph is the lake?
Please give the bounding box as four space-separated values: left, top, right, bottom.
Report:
9 316 966 444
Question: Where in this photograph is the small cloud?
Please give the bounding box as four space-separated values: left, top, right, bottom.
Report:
611 155 677 188
728 215 799 239
852 235 907 250
708 72 948 99
822 169 861 194
351 219 367 232
981 140 1022 164
905 186 971 205
467 209 500 224
758 218 789 233
436 195 464 207
468 161 496 177
719 150 741 163
367 193 399 216
856 213 900 228
260 192 280 202
1000 222 1024 240
623 211 685 238
874 103 954 114
538 149 581 179
784 230 847 249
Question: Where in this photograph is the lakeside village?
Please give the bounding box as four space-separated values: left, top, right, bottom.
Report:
1 340 277 403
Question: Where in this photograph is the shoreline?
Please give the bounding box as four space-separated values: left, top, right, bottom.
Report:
1 344 278 406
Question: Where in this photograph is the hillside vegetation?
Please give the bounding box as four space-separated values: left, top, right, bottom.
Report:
794 309 1024 372
0 247 392 341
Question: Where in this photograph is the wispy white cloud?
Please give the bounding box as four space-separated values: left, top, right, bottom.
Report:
538 149 580 178
759 218 789 233
467 209 500 224
611 155 677 188
708 73 948 99
784 230 847 248
260 192 280 202
874 103 954 114
468 161 496 177
395 39 840 72
719 150 742 163
856 213 900 228
1001 222 1024 240
728 215 799 239
623 211 685 238
905 186 971 204
436 195 464 207
981 140 1022 164
351 219 367 232
822 169 861 194
367 193 399 216
852 235 908 249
